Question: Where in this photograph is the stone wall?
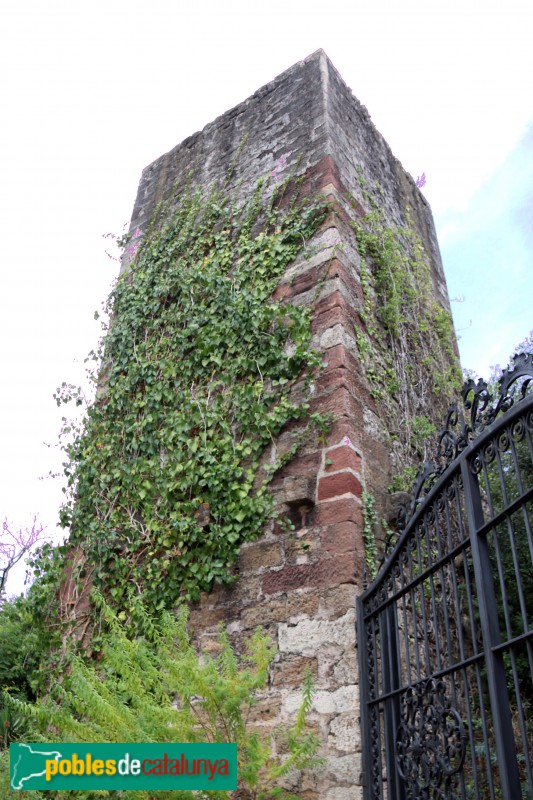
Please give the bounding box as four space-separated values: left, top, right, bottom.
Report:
124 50 457 800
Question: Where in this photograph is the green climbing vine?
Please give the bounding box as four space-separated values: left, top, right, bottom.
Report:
361 491 378 580
352 175 461 488
56 179 328 614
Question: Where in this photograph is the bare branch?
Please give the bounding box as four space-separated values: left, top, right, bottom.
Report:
0 515 47 599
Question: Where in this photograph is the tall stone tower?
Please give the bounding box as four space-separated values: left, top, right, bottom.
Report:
121 50 459 800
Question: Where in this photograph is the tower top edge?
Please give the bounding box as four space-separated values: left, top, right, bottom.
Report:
140 50 341 176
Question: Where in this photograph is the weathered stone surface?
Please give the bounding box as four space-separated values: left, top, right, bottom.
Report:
315 323 358 355
315 496 361 525
317 471 362 501
316 643 344 681
311 302 359 337
319 522 358 555
328 713 361 752
275 475 316 505
246 695 282 724
239 541 283 573
284 535 319 564
332 650 360 687
272 655 318 686
325 787 362 800
240 591 320 629
262 554 356 595
188 605 231 633
324 417 364 450
320 584 357 618
323 445 362 474
314 367 359 402
278 610 355 654
324 754 360 785
321 344 359 375
283 684 357 715
276 451 322 479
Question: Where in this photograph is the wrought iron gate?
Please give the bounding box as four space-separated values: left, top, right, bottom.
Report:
357 353 533 800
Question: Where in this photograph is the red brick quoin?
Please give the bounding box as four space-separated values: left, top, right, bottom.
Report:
317 471 362 501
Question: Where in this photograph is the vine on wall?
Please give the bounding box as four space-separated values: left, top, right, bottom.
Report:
361 491 378 581
352 176 461 489
57 180 328 614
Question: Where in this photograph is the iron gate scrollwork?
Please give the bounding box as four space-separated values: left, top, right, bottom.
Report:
357 352 533 800
395 678 467 798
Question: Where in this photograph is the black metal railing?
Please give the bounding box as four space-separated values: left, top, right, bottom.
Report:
357 352 533 799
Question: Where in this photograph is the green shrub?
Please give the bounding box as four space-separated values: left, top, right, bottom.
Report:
0 594 321 800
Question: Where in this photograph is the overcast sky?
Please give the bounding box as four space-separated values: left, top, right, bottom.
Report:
1 0 531 589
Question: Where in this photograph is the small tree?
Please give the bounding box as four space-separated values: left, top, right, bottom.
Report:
0 517 46 601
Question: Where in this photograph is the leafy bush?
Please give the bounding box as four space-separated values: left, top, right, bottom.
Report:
0 594 321 800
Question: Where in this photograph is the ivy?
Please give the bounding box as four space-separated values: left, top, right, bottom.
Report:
56 180 328 614
351 178 461 474
361 491 378 580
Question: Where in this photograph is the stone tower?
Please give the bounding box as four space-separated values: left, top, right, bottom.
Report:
123 50 459 800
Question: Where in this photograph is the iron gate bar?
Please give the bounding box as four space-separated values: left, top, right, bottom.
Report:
461 454 523 799
367 400 533 598
474 484 533 537
357 354 533 800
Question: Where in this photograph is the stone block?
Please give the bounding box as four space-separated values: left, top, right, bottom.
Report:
272 655 318 686
320 344 357 374
324 754 360 785
240 591 320 629
314 366 359 400
317 643 344 682
247 695 282 724
262 553 355 595
332 652 360 689
309 386 358 422
328 713 360 752
239 541 283 573
233 575 265 606
277 475 316 505
313 289 351 317
276 451 322 479
311 304 358 337
315 496 361 525
274 262 328 303
298 153 346 198
284 684 357 715
319 522 358 555
316 323 358 355
323 259 361 300
320 584 357 618
323 445 362 474
317 471 362 501
188 605 231 633
284 534 319 563
278 609 356 655
325 787 363 800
